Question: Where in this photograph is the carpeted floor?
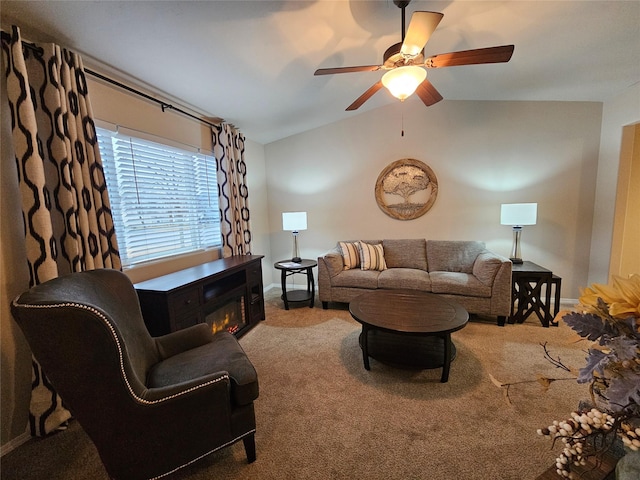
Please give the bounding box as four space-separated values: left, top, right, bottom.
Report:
1 290 589 480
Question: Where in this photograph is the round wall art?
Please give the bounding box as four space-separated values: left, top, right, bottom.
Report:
375 158 438 220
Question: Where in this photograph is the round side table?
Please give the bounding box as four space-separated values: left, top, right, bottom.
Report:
274 259 317 310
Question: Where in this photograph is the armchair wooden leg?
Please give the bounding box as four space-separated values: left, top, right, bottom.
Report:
243 433 256 463
497 316 506 327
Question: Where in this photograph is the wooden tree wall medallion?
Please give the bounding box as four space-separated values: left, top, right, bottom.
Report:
375 158 438 220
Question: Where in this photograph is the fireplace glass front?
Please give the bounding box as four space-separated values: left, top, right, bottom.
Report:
205 296 246 336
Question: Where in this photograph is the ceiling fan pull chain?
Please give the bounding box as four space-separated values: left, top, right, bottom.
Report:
401 111 405 137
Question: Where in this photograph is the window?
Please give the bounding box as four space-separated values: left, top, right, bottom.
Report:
97 127 221 267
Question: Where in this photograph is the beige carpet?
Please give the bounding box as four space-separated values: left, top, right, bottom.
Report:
1 290 588 480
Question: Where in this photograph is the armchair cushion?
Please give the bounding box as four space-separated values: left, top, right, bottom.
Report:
148 331 259 406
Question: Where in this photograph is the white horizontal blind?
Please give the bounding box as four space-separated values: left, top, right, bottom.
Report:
97 127 221 267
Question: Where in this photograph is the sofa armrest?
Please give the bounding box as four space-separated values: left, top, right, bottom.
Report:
473 251 507 286
324 252 344 277
473 251 512 317
318 251 344 303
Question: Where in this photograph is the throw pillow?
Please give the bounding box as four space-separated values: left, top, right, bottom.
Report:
339 241 361 270
359 242 387 271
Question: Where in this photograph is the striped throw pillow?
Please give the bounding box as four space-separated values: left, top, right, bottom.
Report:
359 242 387 271
339 241 361 270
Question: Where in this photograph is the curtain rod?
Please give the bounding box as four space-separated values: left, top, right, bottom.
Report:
18 38 224 130
84 68 224 129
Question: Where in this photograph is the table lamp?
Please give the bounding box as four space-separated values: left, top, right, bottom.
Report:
282 212 307 263
500 203 537 264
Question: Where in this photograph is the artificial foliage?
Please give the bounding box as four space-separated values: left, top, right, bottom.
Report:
540 274 640 478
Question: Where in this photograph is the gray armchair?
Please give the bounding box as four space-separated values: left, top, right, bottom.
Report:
11 268 259 480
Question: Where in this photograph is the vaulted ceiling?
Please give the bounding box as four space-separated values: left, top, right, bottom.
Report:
2 1 639 144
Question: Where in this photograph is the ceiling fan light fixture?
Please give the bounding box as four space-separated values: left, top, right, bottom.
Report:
381 66 427 101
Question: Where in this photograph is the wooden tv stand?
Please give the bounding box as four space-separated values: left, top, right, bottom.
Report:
134 255 265 338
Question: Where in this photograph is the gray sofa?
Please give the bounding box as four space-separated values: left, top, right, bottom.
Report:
318 239 512 325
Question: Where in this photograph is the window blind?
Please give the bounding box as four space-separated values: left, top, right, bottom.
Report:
97 127 221 267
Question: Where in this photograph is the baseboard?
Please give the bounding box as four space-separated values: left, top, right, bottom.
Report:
558 298 578 308
0 429 30 457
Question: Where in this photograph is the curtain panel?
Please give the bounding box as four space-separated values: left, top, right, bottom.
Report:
212 123 253 257
1 26 121 436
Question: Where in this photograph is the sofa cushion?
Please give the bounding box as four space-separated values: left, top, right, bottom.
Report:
382 239 428 270
378 268 431 291
430 272 492 297
359 242 387 271
332 269 380 289
427 240 486 273
338 241 361 270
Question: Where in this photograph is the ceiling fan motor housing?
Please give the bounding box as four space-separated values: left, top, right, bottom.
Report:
383 42 424 69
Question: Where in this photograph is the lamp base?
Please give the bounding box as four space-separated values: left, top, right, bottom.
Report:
510 226 523 264
291 232 301 264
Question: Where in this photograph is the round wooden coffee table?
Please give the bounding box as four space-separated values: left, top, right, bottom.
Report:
349 289 469 382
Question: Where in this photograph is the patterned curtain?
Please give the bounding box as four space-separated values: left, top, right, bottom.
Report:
212 123 252 257
1 26 121 436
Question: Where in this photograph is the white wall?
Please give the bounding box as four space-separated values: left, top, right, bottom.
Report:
588 82 640 285
265 99 603 299
244 138 273 285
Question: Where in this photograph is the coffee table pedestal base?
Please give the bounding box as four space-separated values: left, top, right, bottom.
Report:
359 327 456 382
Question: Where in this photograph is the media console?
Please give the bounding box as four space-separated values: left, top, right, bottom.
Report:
134 255 265 338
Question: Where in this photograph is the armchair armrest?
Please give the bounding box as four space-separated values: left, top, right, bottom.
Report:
142 370 231 403
154 323 212 359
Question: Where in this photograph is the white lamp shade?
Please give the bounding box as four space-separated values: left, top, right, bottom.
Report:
500 203 537 226
282 211 307 231
381 66 427 101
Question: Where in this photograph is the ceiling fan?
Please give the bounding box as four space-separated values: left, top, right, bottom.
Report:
314 0 514 111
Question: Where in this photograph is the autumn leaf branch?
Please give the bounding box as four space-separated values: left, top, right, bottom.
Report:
490 342 578 406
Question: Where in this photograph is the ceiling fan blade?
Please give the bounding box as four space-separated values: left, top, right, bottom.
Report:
415 79 443 107
314 65 382 75
424 45 515 68
346 81 384 111
401 11 444 57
